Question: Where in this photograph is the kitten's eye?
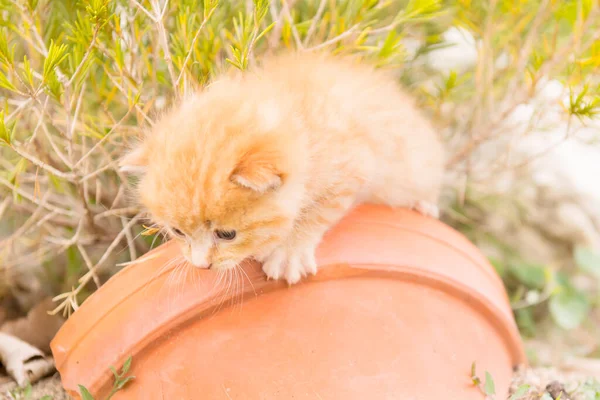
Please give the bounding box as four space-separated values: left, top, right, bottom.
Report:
172 228 185 238
215 229 236 241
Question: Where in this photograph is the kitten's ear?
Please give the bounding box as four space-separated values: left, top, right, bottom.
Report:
231 147 283 193
119 146 148 174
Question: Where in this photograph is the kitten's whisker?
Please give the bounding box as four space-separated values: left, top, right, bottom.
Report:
189 261 202 293
149 233 161 249
235 265 245 314
222 269 233 313
163 257 186 307
143 255 184 298
225 269 233 309
233 267 241 314
213 269 230 316
238 264 257 298
158 255 184 284
228 268 236 310
178 262 188 297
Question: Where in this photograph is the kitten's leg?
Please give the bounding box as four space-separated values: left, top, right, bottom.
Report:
262 193 357 285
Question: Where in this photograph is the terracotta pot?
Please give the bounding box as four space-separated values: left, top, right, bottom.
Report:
51 205 525 399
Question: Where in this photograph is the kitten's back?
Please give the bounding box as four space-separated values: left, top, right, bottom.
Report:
255 52 445 205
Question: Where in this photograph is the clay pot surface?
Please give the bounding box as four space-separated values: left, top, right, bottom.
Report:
51 204 525 399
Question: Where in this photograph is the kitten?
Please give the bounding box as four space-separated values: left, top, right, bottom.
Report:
121 52 444 284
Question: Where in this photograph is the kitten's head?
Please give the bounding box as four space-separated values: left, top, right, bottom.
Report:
121 91 303 271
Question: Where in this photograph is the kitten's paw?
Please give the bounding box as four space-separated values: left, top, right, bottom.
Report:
413 201 439 218
262 248 286 281
262 244 318 285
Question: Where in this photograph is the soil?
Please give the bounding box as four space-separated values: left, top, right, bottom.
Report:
0 366 597 399
0 374 70 400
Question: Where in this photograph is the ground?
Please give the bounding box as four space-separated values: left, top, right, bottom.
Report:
0 367 598 399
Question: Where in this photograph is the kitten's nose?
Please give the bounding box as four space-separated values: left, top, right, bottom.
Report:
191 262 211 269
189 254 210 268
190 243 210 267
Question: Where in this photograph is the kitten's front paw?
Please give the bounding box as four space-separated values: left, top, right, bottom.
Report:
262 244 318 285
413 200 440 219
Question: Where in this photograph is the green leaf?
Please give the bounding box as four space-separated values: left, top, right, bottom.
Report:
43 41 69 82
568 86 600 119
575 246 600 279
21 55 35 88
45 71 64 101
509 384 530 399
115 376 135 390
484 371 496 396
395 0 444 25
255 21 276 43
0 29 15 66
510 262 547 289
470 362 481 385
515 308 536 337
86 0 111 25
253 0 270 26
39 396 54 400
488 257 506 278
0 69 19 92
0 110 13 146
78 385 95 400
23 383 32 397
121 356 133 375
549 288 590 330
204 0 219 19
27 0 39 11
378 30 403 60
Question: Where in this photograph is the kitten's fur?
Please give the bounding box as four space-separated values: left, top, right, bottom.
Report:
121 52 444 284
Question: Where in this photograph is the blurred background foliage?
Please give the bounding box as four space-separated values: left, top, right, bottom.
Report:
1 0 600 367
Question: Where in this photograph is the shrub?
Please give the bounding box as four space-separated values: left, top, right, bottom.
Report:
0 0 599 326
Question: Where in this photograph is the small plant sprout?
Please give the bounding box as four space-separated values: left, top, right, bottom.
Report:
470 362 496 399
78 356 134 400
509 384 531 400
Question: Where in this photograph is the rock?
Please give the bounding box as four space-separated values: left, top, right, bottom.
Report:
546 380 571 399
1 298 65 354
426 27 478 73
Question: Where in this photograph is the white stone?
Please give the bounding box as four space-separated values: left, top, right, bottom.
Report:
426 27 478 73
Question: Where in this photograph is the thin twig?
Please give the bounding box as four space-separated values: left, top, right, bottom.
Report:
10 146 76 180
305 24 361 51
66 28 99 88
94 207 141 221
5 99 33 123
0 197 11 221
130 0 157 22
38 116 73 168
175 6 217 85
504 0 552 97
281 0 303 49
303 0 327 46
121 216 138 261
501 119 576 173
154 0 179 93
160 0 169 19
78 214 142 285
27 97 49 145
0 177 77 217
104 66 155 126
0 192 51 248
73 104 136 168
79 162 116 182
77 244 101 288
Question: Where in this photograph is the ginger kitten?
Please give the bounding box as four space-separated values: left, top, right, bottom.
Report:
121 52 444 284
